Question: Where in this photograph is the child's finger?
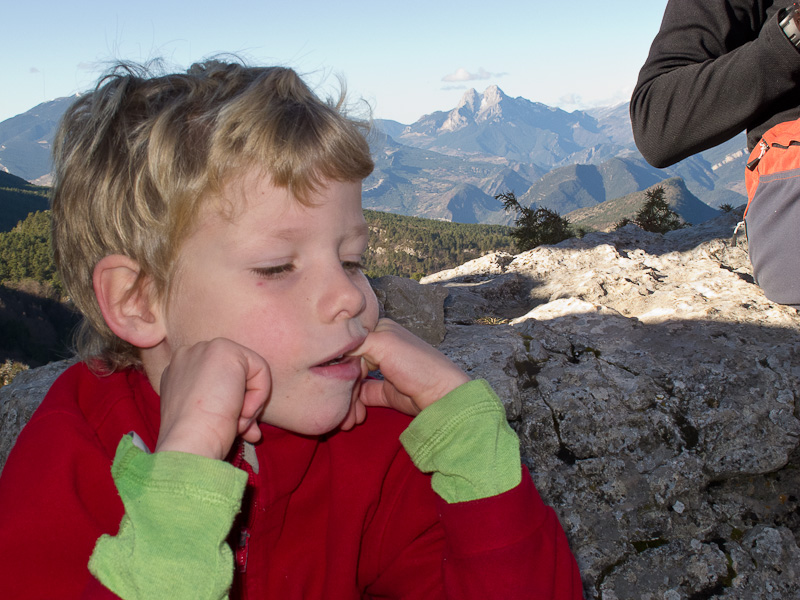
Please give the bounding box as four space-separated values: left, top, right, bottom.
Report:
239 349 271 420
340 375 369 431
357 378 422 417
236 348 270 442
349 319 470 412
238 417 262 444
339 398 368 431
357 379 393 409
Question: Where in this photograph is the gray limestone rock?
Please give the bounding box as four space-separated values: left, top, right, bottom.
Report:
425 209 800 598
1 209 798 598
371 275 449 346
0 358 76 474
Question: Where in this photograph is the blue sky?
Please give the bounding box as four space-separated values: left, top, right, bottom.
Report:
2 0 668 125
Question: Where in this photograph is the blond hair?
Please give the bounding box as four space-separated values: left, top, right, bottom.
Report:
51 59 374 369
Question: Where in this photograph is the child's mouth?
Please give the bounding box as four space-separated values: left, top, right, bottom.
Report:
320 355 346 367
311 354 361 380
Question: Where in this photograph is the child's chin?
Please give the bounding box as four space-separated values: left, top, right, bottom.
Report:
289 403 352 437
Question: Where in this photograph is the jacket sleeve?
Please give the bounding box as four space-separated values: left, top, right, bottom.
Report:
399 379 521 503
630 0 800 167
436 470 584 599
0 411 125 599
88 436 248 600
0 411 247 600
364 380 583 599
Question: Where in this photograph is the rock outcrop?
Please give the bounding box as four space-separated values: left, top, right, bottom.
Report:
1 207 798 598
421 208 800 599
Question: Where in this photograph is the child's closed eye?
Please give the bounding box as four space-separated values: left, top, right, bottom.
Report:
252 264 295 279
252 261 363 279
342 260 366 272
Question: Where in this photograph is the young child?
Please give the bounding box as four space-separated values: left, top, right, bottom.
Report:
0 60 582 599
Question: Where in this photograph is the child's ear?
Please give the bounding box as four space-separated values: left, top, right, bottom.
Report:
93 255 166 349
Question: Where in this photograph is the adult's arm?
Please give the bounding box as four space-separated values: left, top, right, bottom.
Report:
630 0 800 167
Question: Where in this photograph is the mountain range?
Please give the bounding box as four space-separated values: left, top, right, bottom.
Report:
0 96 78 186
368 85 744 225
1 86 748 228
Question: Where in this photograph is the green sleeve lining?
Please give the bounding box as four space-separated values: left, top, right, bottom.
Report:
399 379 522 504
89 435 248 599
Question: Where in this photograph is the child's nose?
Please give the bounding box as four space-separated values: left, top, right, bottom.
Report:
317 267 366 322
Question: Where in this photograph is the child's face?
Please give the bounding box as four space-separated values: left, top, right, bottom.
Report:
156 171 380 435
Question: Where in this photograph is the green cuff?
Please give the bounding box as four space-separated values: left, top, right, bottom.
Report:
400 379 521 504
89 436 248 600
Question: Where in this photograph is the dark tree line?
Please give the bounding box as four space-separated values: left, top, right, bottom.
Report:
0 211 63 296
363 210 515 279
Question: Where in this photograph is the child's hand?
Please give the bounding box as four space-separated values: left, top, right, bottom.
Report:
340 319 470 430
154 338 271 460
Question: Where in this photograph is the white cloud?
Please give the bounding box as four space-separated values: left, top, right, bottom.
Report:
442 67 499 82
558 93 583 106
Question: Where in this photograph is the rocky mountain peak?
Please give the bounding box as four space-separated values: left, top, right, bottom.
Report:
440 85 509 132
440 88 480 133
456 87 480 112
477 84 505 119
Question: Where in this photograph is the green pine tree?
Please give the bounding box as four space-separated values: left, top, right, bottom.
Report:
496 191 574 252
616 187 689 234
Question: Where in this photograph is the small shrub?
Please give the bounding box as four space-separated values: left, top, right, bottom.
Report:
473 316 510 325
615 187 688 234
0 359 29 389
497 191 574 251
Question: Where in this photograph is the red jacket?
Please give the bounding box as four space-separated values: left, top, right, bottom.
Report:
0 362 583 599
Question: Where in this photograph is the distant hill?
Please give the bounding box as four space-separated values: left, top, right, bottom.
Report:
479 166 541 199
565 178 721 231
521 163 605 213
364 134 508 220
0 171 49 231
519 157 666 214
385 87 746 219
586 102 635 147
696 136 749 207
0 96 75 183
372 119 407 140
440 183 506 224
363 209 513 279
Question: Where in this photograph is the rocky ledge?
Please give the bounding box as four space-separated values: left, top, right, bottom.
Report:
2 208 798 598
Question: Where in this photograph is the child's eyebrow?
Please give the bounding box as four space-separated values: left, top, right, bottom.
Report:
347 223 369 240
271 223 368 242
